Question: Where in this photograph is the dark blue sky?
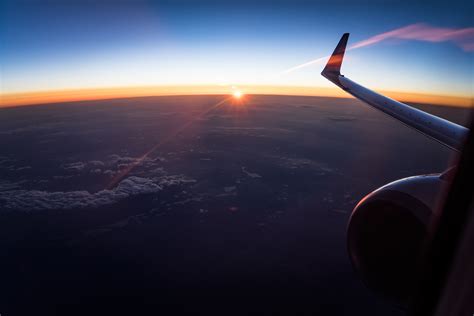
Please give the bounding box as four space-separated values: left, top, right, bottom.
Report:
1 0 473 96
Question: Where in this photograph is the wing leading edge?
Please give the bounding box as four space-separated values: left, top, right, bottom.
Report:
321 33 469 152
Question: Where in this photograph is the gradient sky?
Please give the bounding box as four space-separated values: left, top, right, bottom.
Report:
1 0 473 98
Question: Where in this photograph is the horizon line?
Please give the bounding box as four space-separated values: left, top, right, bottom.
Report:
1 85 472 108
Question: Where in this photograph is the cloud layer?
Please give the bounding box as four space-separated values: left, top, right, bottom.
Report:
0 176 162 212
0 151 202 212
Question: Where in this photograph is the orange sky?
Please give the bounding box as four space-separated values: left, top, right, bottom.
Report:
0 85 472 108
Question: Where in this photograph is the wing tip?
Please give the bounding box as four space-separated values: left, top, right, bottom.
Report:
321 33 350 82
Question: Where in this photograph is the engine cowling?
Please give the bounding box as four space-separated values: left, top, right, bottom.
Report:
347 171 452 305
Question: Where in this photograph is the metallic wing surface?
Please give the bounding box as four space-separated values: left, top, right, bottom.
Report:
321 33 469 152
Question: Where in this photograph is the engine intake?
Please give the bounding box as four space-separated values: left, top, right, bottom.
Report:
347 173 449 305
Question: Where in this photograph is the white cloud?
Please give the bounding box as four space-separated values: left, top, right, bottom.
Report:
103 169 116 177
241 167 262 179
57 154 161 177
0 172 198 212
0 176 162 212
15 166 32 171
274 157 334 173
155 174 197 186
61 162 86 171
0 153 196 212
88 160 105 167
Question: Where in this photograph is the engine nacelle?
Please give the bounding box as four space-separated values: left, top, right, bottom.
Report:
347 172 452 305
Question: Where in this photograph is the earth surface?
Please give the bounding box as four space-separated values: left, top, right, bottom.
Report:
0 95 469 315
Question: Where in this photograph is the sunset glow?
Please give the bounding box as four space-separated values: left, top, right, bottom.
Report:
1 1 472 108
1 85 471 108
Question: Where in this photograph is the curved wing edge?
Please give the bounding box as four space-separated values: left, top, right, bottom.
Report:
321 34 469 152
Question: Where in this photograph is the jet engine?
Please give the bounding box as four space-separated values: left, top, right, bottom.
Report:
347 170 453 304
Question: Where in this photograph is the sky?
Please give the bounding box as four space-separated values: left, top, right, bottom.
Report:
1 0 473 105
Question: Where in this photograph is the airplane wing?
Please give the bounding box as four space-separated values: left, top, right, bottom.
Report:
321 33 469 152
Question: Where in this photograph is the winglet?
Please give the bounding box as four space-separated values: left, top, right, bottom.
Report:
321 33 349 85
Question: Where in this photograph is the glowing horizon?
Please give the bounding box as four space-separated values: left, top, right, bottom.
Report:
1 84 472 108
1 1 473 105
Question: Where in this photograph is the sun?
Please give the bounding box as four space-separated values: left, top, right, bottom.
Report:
233 90 243 99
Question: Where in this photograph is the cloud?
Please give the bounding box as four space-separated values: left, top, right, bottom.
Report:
15 166 32 171
108 154 137 164
0 172 197 212
61 162 86 171
88 160 105 167
0 180 22 192
274 157 335 174
283 23 474 74
0 176 162 212
241 166 262 178
0 152 198 212
56 154 164 178
155 174 197 186
103 169 116 177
